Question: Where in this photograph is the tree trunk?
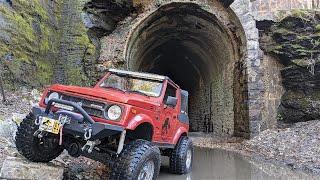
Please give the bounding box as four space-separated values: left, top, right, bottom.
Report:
313 0 320 8
0 74 6 103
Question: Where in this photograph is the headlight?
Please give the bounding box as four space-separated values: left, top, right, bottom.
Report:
45 92 60 104
106 105 122 120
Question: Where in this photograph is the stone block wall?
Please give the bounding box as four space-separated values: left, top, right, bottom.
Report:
252 0 317 20
261 54 285 129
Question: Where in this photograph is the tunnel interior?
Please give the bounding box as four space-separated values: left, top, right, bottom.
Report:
126 3 242 136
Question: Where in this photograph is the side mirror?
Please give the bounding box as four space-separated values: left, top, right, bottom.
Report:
166 96 177 107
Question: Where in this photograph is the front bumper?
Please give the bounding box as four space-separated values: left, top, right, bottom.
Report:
32 98 124 140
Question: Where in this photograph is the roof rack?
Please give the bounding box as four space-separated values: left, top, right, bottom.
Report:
108 69 167 81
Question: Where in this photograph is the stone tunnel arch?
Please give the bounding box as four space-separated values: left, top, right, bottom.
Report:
124 2 252 137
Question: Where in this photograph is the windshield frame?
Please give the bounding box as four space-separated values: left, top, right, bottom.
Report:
97 72 165 98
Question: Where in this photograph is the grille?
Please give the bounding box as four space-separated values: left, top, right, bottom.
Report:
61 94 106 118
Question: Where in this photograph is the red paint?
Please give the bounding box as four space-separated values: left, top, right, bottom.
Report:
39 72 189 145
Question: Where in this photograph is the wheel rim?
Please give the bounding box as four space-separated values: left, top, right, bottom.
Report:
138 160 155 180
186 149 192 170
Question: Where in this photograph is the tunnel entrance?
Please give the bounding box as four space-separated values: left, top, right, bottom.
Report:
126 3 244 136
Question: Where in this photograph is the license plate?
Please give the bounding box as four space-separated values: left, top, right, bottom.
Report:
39 117 61 134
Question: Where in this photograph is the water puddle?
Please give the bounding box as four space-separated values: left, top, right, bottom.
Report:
159 148 317 180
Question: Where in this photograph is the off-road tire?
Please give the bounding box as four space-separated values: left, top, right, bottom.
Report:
111 139 161 180
169 136 193 174
15 113 63 162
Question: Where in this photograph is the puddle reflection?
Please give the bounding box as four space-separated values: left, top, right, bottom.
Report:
159 148 317 180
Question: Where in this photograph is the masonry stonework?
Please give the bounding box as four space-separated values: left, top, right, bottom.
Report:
90 0 263 138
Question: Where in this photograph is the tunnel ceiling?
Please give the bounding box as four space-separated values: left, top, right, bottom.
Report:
127 3 236 94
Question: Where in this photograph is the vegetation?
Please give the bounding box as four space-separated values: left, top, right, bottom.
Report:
0 0 97 89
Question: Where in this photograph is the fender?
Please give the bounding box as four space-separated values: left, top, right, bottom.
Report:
126 114 155 130
172 126 188 145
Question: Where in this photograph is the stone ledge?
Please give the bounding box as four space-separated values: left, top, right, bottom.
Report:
0 156 64 180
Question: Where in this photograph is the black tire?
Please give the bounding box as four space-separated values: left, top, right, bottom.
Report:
169 136 193 174
15 113 63 162
111 139 161 180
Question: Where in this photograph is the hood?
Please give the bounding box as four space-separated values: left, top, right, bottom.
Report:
49 84 160 111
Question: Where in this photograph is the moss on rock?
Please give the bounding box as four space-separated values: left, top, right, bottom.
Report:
0 0 98 88
279 90 320 123
265 10 320 67
0 0 64 88
261 10 320 123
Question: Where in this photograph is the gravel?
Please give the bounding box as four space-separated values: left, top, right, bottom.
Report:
243 120 320 175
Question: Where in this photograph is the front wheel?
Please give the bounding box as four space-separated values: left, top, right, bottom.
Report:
15 113 63 162
169 136 193 174
111 139 161 180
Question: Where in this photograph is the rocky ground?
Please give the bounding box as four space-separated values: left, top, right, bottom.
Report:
1 89 320 179
0 90 110 179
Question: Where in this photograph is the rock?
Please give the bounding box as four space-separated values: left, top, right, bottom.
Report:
244 120 320 175
0 118 18 146
0 156 64 180
279 90 320 122
12 112 27 125
0 0 12 7
83 0 136 39
281 64 320 94
259 10 320 123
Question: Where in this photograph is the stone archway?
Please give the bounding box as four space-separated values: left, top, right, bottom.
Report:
124 1 257 137
97 0 262 138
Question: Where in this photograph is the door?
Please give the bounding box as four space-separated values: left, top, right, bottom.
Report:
161 83 178 142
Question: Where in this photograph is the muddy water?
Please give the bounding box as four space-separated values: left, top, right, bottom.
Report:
159 148 317 180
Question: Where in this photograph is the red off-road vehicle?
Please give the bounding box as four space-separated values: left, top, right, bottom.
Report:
15 69 193 180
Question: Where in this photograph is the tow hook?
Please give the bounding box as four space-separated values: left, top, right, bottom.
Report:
81 140 101 153
34 116 41 126
33 129 45 138
84 128 92 140
33 116 44 138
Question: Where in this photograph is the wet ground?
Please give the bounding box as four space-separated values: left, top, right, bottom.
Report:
159 148 317 180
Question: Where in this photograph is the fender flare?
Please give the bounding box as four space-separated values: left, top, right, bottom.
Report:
126 114 154 130
172 126 188 145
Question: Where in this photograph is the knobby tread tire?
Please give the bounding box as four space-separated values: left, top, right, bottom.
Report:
111 139 161 180
169 136 193 174
15 112 63 162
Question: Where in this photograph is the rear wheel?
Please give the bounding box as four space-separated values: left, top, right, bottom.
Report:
169 136 193 174
15 113 63 162
111 139 161 180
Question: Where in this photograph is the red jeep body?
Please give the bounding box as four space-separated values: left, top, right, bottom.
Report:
16 69 193 180
38 69 189 146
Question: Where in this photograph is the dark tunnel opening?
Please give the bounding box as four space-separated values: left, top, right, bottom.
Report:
126 3 243 136
140 40 203 95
